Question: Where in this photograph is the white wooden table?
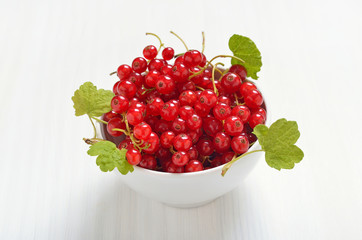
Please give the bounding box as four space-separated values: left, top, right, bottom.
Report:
1 0 362 239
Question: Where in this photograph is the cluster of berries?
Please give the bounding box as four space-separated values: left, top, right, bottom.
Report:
103 43 266 173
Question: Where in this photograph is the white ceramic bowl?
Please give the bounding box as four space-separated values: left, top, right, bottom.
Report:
101 86 268 208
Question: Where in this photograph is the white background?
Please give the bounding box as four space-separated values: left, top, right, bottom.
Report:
1 0 362 239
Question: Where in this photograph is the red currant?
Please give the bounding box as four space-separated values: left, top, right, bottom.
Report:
183 50 203 68
161 64 173 75
107 117 126 137
154 119 171 133
162 47 175 60
173 133 192 151
166 162 185 173
117 80 137 99
199 90 217 108
213 103 231 120
248 113 265 129
141 132 160 154
127 72 144 87
143 45 158 60
172 63 189 82
132 57 148 73
244 89 263 109
133 122 152 140
202 116 223 137
185 160 203 172
229 64 247 81
179 106 195 120
160 131 176 148
111 95 129 114
117 64 133 80
171 118 187 134
240 82 257 96
148 59 165 72
224 116 244 136
231 135 249 154
103 111 120 122
221 72 242 93
221 152 235 164
160 102 179 121
113 81 121 95
188 146 199 159
179 90 197 106
213 132 231 153
126 108 144 126
126 147 142 165
196 138 214 156
231 105 251 122
156 75 176 94
172 151 190 167
186 114 202 130
252 107 266 120
139 154 157 170
146 97 164 116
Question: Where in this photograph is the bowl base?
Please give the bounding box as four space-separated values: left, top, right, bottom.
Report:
164 198 216 208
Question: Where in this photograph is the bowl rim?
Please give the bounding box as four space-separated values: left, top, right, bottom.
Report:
128 82 269 177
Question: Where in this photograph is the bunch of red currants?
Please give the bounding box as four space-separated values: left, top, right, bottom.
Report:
103 44 266 173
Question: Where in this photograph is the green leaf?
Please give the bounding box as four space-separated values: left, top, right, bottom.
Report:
72 82 114 117
228 34 262 80
253 119 304 170
87 141 134 174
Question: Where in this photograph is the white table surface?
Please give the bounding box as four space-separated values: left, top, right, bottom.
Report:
1 0 362 239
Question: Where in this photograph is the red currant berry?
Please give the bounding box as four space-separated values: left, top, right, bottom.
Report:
126 108 144 126
213 103 231 120
231 105 251 122
210 157 223 167
189 67 203 84
199 76 212 88
166 162 185 173
179 106 195 120
173 133 192 151
218 96 231 106
194 101 210 117
117 64 133 80
111 95 129 114
156 75 176 94
248 113 265 129
139 154 157 170
231 135 249 154
179 90 197 106
172 63 189 82
132 57 148 73
161 64 173 75
183 50 203 68
199 90 217 108
188 146 198 159
171 118 187 134
107 117 126 137
156 147 172 162
202 116 223 137
221 152 235 164
162 47 175 60
221 72 242 93
133 122 152 140
117 80 137 99
160 131 176 148
188 130 200 144
143 45 158 60
174 55 184 64
177 81 196 92
126 148 142 165
103 111 120 122
113 81 121 95
129 102 146 113
172 151 190 167
196 138 214 156
144 70 161 88
199 53 207 67
146 97 164 116
186 114 202 130
141 132 160 154
148 59 165 72
118 138 132 150
203 69 212 78
160 102 179 121
229 64 247 81
252 107 266 120
240 82 257 96
244 89 263 109
213 132 231 153
127 72 144 87
224 116 244 136
185 160 203 172
154 119 171 133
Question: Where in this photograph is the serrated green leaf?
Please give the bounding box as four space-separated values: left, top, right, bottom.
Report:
72 82 114 117
229 34 262 80
87 141 134 175
253 119 304 170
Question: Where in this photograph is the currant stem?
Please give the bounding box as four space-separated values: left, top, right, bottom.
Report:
110 71 117 76
83 137 106 145
221 149 264 176
212 62 224 96
112 128 129 135
146 32 164 53
201 31 205 53
234 93 239 105
88 115 97 138
91 116 108 125
170 31 189 51
196 86 205 91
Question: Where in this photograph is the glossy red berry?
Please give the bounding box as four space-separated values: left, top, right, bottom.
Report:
213 103 231 120
231 135 249 154
160 131 176 148
171 118 187 134
166 162 185 173
172 151 190 167
213 132 231 153
183 50 203 68
218 96 231 106
143 45 158 60
177 81 196 92
160 102 179 121
141 132 160 154
179 90 197 106
127 72 144 87
111 95 129 114
231 105 251 122
179 106 195 120
199 53 207 67
162 47 175 60
113 81 121 95
240 82 257 96
161 64 173 75
194 101 210 117
126 108 144 126
174 55 184 64
129 102 146 113
229 64 247 81
103 111 120 122
186 114 202 130
252 107 267 120
224 116 244 136
126 148 142 165
133 122 152 140
139 154 157 170
146 97 164 116
199 90 217 108
173 133 192 151
154 119 171 133
132 57 148 73
248 113 266 129
196 138 214 156
244 89 263 109
117 80 137 99
171 63 189 82
117 64 133 80
118 138 132 150
185 160 203 172
202 116 223 137
156 75 175 94
188 146 198 160
221 152 235 164
188 130 200 144
107 117 126 137
221 72 242 93
148 59 165 72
